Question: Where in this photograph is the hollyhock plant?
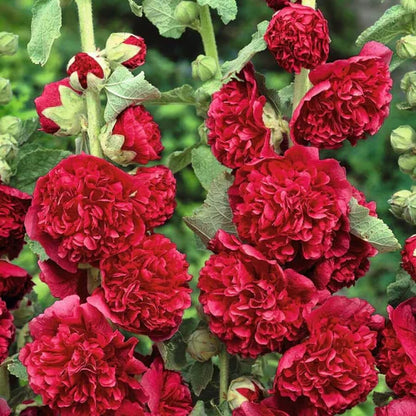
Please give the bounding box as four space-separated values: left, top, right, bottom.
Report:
206 63 276 169
105 33 146 69
228 145 352 264
0 181 31 260
264 4 330 74
19 296 148 416
198 230 325 358
375 397 416 415
291 41 393 149
401 235 416 280
141 356 193 416
25 154 147 273
0 298 14 364
377 297 416 396
0 260 32 309
274 296 384 415
88 233 192 341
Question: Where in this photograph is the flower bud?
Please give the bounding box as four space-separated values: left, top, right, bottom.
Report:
396 35 416 59
0 133 18 161
174 1 199 26
0 32 18 56
401 71 416 107
0 77 12 106
35 78 86 136
227 376 265 410
401 0 416 12
186 328 221 362
398 152 416 178
0 116 22 137
389 189 412 219
403 193 416 225
391 125 416 154
67 52 110 92
262 102 289 152
105 33 146 69
192 55 218 82
0 159 12 183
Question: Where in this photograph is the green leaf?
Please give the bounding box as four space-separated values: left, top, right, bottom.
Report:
276 82 294 117
184 172 237 246
196 0 237 24
387 268 416 307
189 360 214 396
17 118 38 145
9 148 71 194
24 235 49 262
356 5 410 47
7 357 28 381
128 0 143 16
143 0 186 39
27 0 62 66
166 146 196 173
149 84 196 105
349 197 401 253
104 67 161 122
192 146 231 190
191 401 208 416
390 53 409 72
221 21 269 79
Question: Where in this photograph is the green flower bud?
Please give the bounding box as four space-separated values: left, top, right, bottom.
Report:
398 152 416 178
0 32 18 56
0 77 12 106
391 125 416 154
186 328 221 362
397 35 416 59
0 116 22 137
192 55 218 82
0 159 12 183
174 1 199 26
389 189 412 219
401 0 416 12
403 192 416 225
0 133 18 161
400 71 416 107
227 377 265 410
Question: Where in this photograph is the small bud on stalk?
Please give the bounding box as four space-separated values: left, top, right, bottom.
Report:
391 125 416 154
389 189 412 219
227 376 265 410
0 133 18 162
401 0 416 12
174 1 200 26
105 33 146 69
396 35 416 59
192 55 217 82
186 328 221 362
0 78 12 106
402 192 416 225
0 32 18 56
398 152 416 179
401 71 416 108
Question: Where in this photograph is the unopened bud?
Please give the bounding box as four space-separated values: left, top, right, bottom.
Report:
398 152 416 179
0 159 12 183
0 32 18 56
391 125 416 154
105 33 146 69
0 116 22 137
403 193 416 225
389 189 412 219
397 35 416 59
192 55 217 82
0 133 18 161
174 1 199 26
227 376 265 410
401 0 416 12
186 328 221 362
0 78 12 106
401 71 416 107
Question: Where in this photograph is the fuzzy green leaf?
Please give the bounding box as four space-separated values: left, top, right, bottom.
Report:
196 0 237 24
349 198 401 253
104 67 160 122
387 268 416 307
17 118 38 145
189 360 214 396
149 84 196 105
221 21 269 79
128 0 143 16
192 146 231 190
7 357 28 381
24 236 49 262
184 172 237 246
143 0 186 38
27 0 62 65
191 401 208 416
166 146 196 173
356 5 410 47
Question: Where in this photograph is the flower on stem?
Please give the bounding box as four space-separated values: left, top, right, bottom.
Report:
0 298 14 364
105 33 146 69
227 376 265 410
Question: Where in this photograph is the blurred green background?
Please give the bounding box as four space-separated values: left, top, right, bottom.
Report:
0 0 413 413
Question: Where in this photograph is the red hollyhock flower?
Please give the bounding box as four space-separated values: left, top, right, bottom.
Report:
275 296 384 415
112 105 163 165
264 4 329 74
133 165 176 229
265 0 300 11
19 296 148 416
0 260 33 309
25 154 147 273
377 297 416 397
229 145 352 264
141 357 193 416
198 230 325 358
105 33 147 69
0 298 15 364
0 182 31 260
122 35 147 68
291 41 393 149
206 63 276 169
233 399 289 416
375 397 416 415
88 234 192 341
401 235 416 281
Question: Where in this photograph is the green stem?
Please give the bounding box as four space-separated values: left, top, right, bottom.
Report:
0 366 10 400
219 347 229 403
75 0 103 158
198 5 221 78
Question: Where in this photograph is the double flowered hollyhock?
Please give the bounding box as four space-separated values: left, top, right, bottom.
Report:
233 398 289 416
274 296 384 415
0 181 31 260
264 4 329 74
401 235 416 281
0 298 14 364
291 41 393 149
377 297 416 397
0 399 11 416
206 63 276 169
265 0 300 11
198 230 325 358
0 260 32 309
19 296 148 416
133 166 176 229
141 357 193 416
88 233 192 341
25 154 147 273
105 33 146 69
375 397 416 415
34 78 86 136
229 145 352 264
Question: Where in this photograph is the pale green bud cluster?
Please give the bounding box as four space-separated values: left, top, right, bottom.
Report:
186 328 221 362
389 187 416 225
227 377 264 410
401 71 416 108
393 125 416 180
0 32 18 57
174 1 200 26
192 55 217 82
396 35 416 59
0 116 23 182
401 0 416 12
0 77 12 106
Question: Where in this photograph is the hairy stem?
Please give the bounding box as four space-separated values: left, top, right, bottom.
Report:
75 0 103 158
219 347 229 403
